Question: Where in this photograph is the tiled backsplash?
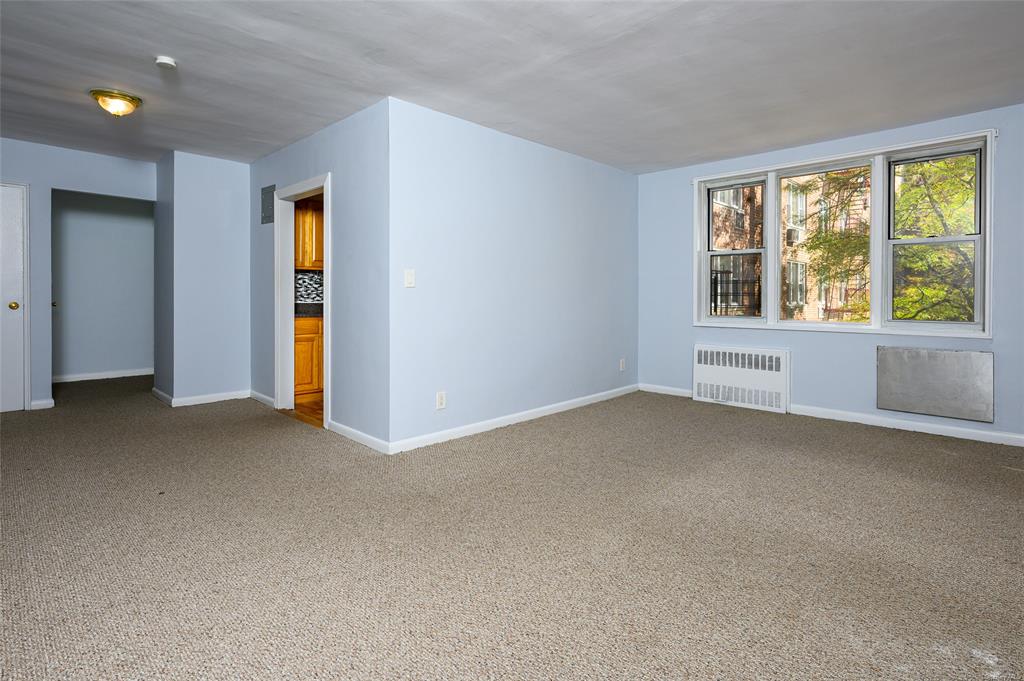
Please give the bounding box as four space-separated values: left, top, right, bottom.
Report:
296 270 323 303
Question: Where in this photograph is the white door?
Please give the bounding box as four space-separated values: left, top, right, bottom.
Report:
1 183 27 411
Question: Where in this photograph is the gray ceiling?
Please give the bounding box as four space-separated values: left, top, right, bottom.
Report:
2 1 1023 172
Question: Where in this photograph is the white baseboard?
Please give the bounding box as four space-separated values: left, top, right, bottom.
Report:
385 384 639 454
30 398 54 410
249 390 276 408
151 387 173 405
171 390 251 407
326 420 391 454
638 383 693 398
151 387 250 408
790 403 1024 447
53 368 153 383
636 384 1021 447
325 384 639 455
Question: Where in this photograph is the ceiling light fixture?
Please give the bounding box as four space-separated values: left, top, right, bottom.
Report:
90 89 142 117
154 55 177 70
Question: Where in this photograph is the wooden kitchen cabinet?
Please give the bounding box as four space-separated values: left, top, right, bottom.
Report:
310 205 324 269
294 196 324 270
294 317 323 396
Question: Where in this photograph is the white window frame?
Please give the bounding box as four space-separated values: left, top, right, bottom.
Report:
699 178 767 323
885 144 985 332
692 129 994 338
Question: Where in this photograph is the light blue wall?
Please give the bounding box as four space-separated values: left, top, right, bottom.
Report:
249 99 390 439
0 138 156 404
154 153 174 395
387 99 638 441
167 151 251 399
9 102 1017 443
51 191 154 380
638 103 1024 436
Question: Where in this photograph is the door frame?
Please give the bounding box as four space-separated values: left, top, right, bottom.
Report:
1 182 32 410
273 173 331 425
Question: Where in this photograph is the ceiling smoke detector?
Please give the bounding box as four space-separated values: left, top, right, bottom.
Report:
154 55 177 70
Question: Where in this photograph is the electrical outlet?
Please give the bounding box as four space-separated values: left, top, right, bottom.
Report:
619 358 626 372
435 391 446 410
404 269 416 288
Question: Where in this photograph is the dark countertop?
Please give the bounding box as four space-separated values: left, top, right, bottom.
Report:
295 302 323 318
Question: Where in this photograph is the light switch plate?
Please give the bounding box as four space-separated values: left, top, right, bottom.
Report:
404 269 416 288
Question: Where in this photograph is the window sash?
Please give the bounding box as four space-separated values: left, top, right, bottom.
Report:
777 162 872 326
888 149 982 240
704 181 766 319
707 181 764 253
885 147 983 327
885 233 982 325
708 253 763 318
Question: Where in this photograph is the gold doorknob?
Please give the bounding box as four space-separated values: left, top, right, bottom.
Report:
8 301 19 310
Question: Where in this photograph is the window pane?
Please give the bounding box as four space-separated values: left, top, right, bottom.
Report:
710 183 763 250
893 153 977 238
892 242 975 321
709 254 761 317
780 166 871 322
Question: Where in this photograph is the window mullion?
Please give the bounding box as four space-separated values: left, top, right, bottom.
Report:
765 171 779 324
695 182 707 324
870 154 886 328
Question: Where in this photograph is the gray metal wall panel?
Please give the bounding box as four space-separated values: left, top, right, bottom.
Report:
877 346 994 423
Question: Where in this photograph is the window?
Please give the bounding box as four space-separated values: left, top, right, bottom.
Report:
714 187 742 210
713 186 745 232
695 133 989 335
889 150 981 323
707 182 763 317
779 165 871 323
785 261 806 306
783 182 807 246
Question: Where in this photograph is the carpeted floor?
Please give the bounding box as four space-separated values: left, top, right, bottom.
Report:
2 377 1022 680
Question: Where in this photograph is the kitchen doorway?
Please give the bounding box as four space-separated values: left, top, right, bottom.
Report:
272 174 331 429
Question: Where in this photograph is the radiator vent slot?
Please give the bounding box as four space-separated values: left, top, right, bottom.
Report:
693 344 790 414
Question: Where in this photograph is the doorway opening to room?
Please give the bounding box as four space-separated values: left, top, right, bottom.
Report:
50 190 155 404
273 175 331 430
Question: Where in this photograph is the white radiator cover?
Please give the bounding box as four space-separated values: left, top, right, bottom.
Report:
693 344 790 413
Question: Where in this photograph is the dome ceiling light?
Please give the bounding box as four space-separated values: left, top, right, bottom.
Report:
89 88 142 117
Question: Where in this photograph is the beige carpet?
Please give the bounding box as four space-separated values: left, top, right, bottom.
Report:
2 377 1022 680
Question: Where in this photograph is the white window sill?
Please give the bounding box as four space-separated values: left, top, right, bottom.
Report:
693 319 991 339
